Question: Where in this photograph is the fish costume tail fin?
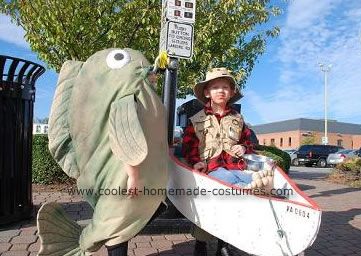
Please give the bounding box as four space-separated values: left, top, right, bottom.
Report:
37 202 84 256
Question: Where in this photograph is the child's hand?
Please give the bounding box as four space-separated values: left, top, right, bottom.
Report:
147 72 158 87
127 175 140 198
231 145 246 157
193 162 207 173
124 164 140 198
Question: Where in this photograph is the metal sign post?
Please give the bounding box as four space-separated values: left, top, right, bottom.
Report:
163 59 179 145
160 0 196 145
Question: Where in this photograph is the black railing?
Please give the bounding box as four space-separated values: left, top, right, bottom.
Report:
0 55 45 225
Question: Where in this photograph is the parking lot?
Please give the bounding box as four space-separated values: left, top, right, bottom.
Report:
290 166 333 178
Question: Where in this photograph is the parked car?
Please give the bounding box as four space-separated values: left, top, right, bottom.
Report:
327 149 359 166
284 149 297 155
294 144 344 168
357 147 361 157
284 149 298 166
173 127 183 144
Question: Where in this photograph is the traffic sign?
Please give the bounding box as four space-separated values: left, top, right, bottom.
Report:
160 21 194 59
322 136 328 145
162 0 196 24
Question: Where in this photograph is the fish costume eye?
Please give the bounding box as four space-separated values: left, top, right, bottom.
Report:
106 49 131 69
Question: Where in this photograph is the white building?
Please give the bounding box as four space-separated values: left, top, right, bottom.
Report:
33 123 49 134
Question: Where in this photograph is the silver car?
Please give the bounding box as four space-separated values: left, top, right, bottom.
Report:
326 149 359 166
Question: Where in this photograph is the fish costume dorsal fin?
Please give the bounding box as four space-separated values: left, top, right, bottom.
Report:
48 60 83 179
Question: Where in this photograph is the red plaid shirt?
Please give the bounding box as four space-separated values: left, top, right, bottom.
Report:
181 104 254 173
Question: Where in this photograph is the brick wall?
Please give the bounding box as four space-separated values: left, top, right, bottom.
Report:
256 130 302 149
256 130 360 149
352 135 361 149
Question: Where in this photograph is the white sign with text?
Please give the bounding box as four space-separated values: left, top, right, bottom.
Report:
160 21 194 59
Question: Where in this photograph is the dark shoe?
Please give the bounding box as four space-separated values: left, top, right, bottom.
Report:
106 241 128 256
216 239 234 256
193 240 207 256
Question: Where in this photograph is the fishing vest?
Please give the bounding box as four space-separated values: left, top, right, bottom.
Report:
190 109 244 161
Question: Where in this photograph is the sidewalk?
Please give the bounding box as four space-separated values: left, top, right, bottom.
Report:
1 169 361 256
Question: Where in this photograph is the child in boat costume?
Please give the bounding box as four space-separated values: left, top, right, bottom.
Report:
36 48 168 256
182 68 273 255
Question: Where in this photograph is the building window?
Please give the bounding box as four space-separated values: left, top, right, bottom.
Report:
263 139 266 145
175 0 181 6
288 137 292 147
337 139 343 147
44 125 48 134
174 10 181 16
270 138 275 146
36 125 41 133
280 138 283 147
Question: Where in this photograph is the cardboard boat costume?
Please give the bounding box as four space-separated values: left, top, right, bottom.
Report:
37 48 168 255
168 153 321 256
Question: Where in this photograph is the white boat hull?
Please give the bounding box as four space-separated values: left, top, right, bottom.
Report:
167 153 321 256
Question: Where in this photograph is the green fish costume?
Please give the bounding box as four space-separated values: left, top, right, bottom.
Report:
37 48 168 255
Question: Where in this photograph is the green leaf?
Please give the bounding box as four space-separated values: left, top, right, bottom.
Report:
0 0 282 96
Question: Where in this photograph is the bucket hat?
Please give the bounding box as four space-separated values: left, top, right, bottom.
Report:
193 67 242 105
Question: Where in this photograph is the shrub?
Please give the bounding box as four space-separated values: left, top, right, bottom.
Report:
329 157 361 188
335 157 361 175
32 134 71 184
255 145 291 173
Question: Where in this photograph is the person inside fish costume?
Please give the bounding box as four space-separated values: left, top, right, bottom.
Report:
36 48 168 256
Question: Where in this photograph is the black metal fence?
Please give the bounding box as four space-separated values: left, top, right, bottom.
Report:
0 55 45 225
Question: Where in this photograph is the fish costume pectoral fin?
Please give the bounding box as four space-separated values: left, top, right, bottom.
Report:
109 94 148 166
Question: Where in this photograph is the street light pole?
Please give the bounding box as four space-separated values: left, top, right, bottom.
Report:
319 63 332 145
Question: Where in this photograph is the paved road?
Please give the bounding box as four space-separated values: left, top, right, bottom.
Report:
288 166 361 256
290 166 333 177
0 166 360 256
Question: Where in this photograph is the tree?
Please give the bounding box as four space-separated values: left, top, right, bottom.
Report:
1 0 280 97
40 117 49 124
33 117 48 124
301 135 316 145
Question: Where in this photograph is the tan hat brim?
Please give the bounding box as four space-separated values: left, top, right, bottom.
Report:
193 76 243 105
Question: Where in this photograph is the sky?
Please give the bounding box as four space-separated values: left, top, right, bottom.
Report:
1 0 361 126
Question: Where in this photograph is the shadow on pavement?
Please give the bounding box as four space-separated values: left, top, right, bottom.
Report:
310 187 360 198
306 208 361 255
295 183 316 191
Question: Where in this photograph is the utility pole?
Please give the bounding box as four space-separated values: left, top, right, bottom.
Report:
319 63 332 145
